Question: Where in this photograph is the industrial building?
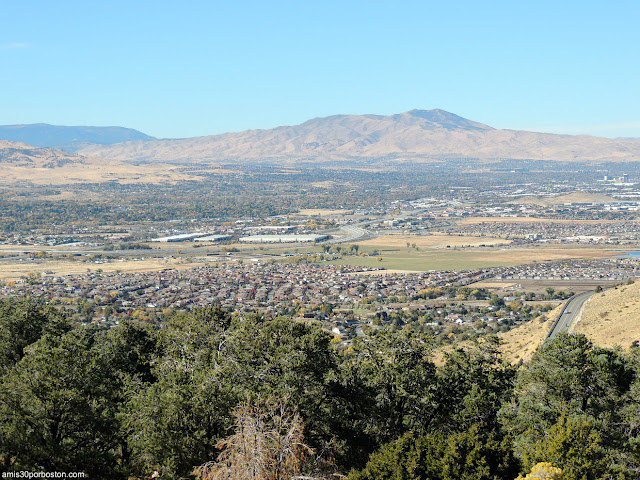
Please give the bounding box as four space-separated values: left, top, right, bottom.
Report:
239 234 329 243
151 233 210 242
194 235 232 242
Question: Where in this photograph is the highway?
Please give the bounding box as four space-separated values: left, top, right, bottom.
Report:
324 225 373 244
322 208 428 245
546 290 594 342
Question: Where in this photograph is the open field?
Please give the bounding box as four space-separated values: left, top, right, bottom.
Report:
469 281 518 289
345 269 417 276
0 236 622 280
573 281 640 351
0 162 208 185
357 234 511 249
0 257 211 282
327 244 615 272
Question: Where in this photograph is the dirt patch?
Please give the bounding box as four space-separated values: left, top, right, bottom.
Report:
0 257 213 282
358 234 511 249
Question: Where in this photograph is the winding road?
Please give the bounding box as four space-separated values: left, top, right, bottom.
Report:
546 290 595 342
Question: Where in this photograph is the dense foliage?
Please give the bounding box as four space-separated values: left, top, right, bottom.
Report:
1 298 640 479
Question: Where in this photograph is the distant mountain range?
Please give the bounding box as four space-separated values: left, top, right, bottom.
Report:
74 109 640 164
0 124 154 152
2 110 640 164
0 140 200 186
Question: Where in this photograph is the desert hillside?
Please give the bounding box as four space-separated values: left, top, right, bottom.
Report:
76 109 640 164
0 140 200 185
572 281 640 350
499 303 563 363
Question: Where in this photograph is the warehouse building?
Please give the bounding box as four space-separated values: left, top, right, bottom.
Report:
239 234 329 243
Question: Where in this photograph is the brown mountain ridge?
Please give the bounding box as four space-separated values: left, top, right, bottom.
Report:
0 140 202 185
76 109 640 164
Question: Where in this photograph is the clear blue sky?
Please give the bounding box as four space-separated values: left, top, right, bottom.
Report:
2 0 639 139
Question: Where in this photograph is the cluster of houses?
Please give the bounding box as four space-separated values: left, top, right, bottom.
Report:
444 220 640 244
0 262 496 322
495 257 640 281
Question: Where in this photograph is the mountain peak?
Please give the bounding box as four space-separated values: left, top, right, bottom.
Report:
402 109 494 131
0 124 155 152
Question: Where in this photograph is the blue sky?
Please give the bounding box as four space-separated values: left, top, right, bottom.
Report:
2 1 639 139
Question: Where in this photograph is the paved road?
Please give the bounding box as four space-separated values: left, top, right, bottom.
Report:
324 225 372 244
546 290 595 341
322 209 429 245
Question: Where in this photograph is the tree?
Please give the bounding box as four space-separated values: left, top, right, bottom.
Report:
337 327 437 461
433 336 516 433
193 397 311 480
347 431 445 480
348 425 519 480
500 333 634 478
516 463 563 480
123 367 234 479
501 333 632 440
122 306 237 478
0 328 122 478
221 315 338 451
520 414 608 480
0 297 72 372
99 320 159 383
122 311 338 478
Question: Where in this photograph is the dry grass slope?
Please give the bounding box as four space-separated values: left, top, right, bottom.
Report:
572 281 640 350
75 110 640 164
499 303 564 363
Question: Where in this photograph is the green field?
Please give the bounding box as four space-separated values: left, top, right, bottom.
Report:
325 248 525 271
241 242 614 272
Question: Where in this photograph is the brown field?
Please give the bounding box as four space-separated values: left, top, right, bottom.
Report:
0 257 212 282
0 162 206 185
573 281 640 351
468 246 613 263
468 278 619 295
357 234 511 249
